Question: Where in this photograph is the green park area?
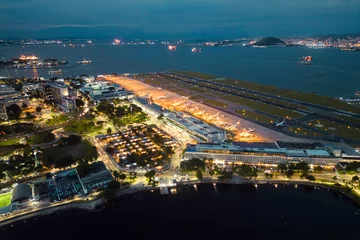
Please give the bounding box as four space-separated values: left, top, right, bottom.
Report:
309 119 360 140
0 192 11 207
0 138 22 146
45 114 69 126
0 132 55 147
223 96 303 119
235 110 275 124
43 136 98 169
176 71 360 115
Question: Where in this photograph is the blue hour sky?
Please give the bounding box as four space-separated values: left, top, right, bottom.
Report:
0 0 359 38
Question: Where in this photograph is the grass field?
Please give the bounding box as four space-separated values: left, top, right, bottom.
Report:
223 96 303 119
176 71 360 114
0 138 21 146
0 192 12 207
286 126 323 137
309 119 360 140
204 99 228 108
235 110 275 124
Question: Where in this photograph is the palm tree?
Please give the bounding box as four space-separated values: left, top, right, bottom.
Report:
112 171 120 181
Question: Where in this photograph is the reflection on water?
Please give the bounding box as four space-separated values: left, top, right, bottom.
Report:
0 183 359 240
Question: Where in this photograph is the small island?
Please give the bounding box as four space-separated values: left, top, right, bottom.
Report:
253 37 285 47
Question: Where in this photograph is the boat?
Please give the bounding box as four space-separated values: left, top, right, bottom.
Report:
59 59 68 65
355 90 360 97
340 48 356 51
299 56 313 65
191 48 201 52
168 45 176 50
48 69 62 75
77 59 93 64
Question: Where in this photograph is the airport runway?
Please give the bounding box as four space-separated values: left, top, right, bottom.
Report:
107 76 314 143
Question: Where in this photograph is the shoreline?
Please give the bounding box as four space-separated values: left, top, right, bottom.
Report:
0 180 358 228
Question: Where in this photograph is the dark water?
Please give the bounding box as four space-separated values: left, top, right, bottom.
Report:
1 184 359 240
1 44 360 97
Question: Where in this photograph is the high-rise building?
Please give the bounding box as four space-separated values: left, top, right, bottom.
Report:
0 85 30 119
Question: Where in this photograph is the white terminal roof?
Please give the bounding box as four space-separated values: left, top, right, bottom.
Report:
305 149 330 157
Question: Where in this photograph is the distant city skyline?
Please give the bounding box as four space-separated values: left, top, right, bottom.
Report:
1 0 359 39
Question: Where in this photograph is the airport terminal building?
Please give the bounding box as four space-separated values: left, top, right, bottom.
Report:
134 97 226 143
183 142 342 166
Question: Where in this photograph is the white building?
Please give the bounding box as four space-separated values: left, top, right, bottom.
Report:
183 142 341 166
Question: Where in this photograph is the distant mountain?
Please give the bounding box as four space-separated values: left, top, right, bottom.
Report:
314 33 360 40
253 37 285 46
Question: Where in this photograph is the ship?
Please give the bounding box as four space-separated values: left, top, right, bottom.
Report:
168 45 177 50
298 56 313 65
19 54 38 61
48 69 62 75
77 59 93 64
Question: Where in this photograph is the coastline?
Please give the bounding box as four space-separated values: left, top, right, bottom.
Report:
0 180 358 228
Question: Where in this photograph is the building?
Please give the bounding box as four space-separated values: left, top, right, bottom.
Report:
45 83 77 111
46 83 69 104
80 81 133 104
11 183 32 204
0 85 30 119
183 142 341 166
80 162 113 192
33 182 50 200
81 170 113 191
133 97 226 143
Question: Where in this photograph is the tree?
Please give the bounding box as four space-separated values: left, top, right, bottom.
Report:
236 164 258 179
103 180 120 200
333 176 337 180
75 99 85 108
314 166 324 173
107 127 112 135
264 172 273 178
119 173 126 181
77 161 95 177
66 135 82 145
285 169 294 178
196 169 203 180
54 155 76 169
352 175 359 182
278 163 287 173
180 158 205 171
145 170 156 185
36 106 42 113
6 104 22 119
305 175 316 182
297 162 310 173
112 171 121 181
25 112 34 119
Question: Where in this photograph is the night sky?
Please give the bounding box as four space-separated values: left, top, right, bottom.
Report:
1 0 359 38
